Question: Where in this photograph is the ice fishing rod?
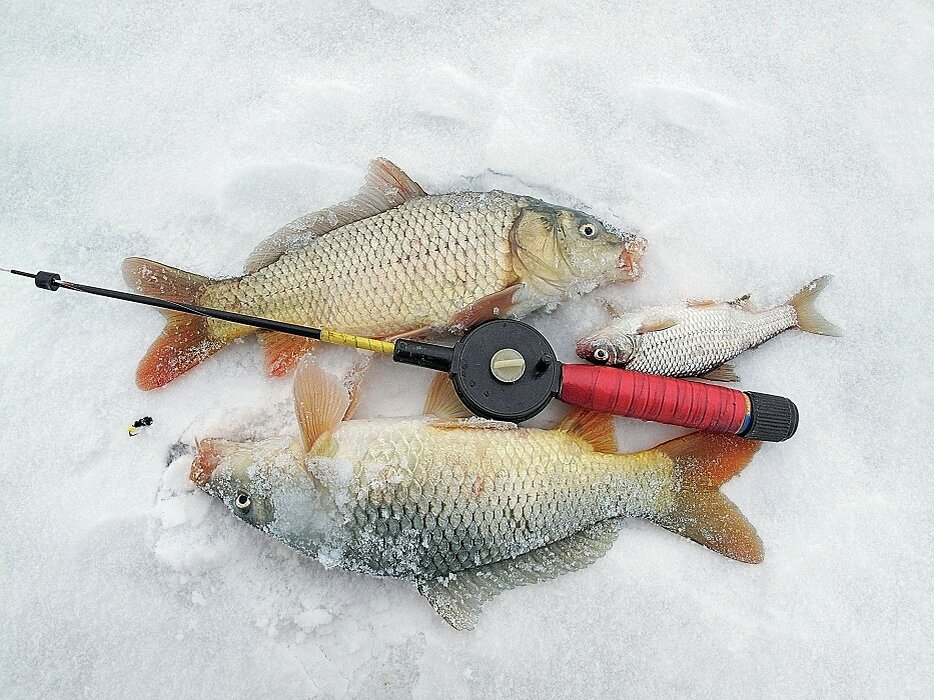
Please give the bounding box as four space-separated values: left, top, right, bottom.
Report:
4 268 798 441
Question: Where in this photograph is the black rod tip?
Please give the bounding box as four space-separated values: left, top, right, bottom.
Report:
34 271 61 291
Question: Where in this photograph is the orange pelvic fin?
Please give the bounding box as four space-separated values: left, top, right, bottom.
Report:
122 257 227 390
653 432 764 563
258 331 318 377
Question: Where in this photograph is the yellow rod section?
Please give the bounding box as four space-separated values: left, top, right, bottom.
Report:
319 329 395 355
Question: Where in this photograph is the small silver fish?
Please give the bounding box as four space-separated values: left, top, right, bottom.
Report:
576 275 840 380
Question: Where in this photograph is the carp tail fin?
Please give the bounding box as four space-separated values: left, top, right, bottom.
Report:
652 432 764 564
122 257 229 390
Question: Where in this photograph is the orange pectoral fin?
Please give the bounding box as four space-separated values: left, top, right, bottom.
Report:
447 284 523 332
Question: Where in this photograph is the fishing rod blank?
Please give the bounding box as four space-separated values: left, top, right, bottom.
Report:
4 268 798 441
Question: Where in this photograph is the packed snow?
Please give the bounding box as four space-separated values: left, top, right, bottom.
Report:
1 1 931 697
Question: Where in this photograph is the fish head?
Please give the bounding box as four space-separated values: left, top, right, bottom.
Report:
575 328 637 366
190 436 311 531
511 199 646 294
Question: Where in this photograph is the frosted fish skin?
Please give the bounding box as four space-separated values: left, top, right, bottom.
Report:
123 159 646 390
191 361 764 629
194 418 674 580
577 276 840 379
308 419 674 581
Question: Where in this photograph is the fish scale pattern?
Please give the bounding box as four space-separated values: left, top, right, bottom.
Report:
324 420 674 581
207 192 521 338
626 306 798 376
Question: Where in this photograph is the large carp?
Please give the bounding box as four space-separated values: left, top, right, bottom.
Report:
123 159 646 389
191 358 763 630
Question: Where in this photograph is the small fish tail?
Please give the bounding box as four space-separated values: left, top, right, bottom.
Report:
122 257 228 390
788 275 841 336
651 432 763 564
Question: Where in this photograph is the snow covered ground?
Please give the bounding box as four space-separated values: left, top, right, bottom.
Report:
1 1 931 697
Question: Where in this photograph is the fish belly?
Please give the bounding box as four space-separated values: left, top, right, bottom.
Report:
205 192 521 338
322 420 672 581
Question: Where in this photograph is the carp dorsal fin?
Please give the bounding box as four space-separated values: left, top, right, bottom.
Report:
556 408 617 453
292 356 362 451
244 158 427 273
365 157 427 202
636 317 678 334
423 373 472 420
418 518 624 630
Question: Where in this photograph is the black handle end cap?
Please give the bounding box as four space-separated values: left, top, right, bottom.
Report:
741 392 798 442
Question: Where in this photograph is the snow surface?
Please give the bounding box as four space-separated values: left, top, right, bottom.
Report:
1 1 932 697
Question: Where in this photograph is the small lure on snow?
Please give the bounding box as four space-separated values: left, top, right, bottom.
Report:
191 357 764 630
128 416 153 436
576 275 841 381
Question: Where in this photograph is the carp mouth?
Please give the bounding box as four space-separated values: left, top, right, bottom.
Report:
617 236 647 281
190 439 237 486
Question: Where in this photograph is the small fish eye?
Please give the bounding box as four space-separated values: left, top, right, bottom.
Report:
593 347 609 363
235 493 252 511
579 223 597 238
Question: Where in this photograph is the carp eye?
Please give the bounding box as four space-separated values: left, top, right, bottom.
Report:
593 347 609 363
234 493 252 512
579 223 597 238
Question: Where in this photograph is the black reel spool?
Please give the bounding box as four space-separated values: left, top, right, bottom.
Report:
449 320 561 423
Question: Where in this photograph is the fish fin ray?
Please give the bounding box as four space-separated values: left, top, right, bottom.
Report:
600 298 625 318
243 158 427 274
657 491 763 564
258 332 318 377
418 518 624 630
700 363 740 382
428 419 516 431
122 257 226 390
365 157 427 201
384 325 433 341
788 275 841 336
292 356 357 451
635 317 678 334
423 373 472 420
447 284 523 332
556 408 618 453
652 432 763 563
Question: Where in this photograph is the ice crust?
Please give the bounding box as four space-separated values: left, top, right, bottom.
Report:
1 1 932 697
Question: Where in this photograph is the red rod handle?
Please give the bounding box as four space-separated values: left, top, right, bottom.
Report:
559 363 749 434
